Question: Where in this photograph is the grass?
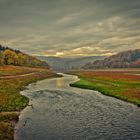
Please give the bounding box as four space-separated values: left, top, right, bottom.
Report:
0 66 59 140
70 69 140 106
0 66 39 76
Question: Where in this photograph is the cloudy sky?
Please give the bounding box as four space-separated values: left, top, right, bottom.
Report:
0 0 140 57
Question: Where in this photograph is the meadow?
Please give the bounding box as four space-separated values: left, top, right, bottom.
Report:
70 69 140 106
0 66 58 140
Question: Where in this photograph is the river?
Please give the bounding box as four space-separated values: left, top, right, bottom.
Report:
14 74 140 140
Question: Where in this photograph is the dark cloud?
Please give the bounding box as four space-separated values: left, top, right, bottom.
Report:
0 0 140 57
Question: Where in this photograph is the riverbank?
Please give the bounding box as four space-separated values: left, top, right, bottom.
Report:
70 70 140 106
14 73 140 140
0 66 59 140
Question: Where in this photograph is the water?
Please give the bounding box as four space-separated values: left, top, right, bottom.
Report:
15 74 140 140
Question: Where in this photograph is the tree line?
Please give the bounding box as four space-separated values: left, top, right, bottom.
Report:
83 49 140 69
0 44 49 67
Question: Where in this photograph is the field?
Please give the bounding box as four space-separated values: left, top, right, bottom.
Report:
70 69 140 106
0 66 58 140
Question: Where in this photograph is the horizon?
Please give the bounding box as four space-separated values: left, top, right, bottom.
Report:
0 0 140 57
0 1 140 139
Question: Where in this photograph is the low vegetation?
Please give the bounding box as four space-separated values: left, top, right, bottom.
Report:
70 69 140 106
0 66 59 140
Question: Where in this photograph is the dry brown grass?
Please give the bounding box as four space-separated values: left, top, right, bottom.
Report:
70 69 140 106
77 70 140 81
0 66 58 140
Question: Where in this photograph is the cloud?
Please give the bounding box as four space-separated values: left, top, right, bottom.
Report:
0 0 140 57
44 46 116 57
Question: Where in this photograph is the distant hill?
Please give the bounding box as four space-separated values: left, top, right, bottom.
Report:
0 44 49 67
38 56 105 71
83 49 140 69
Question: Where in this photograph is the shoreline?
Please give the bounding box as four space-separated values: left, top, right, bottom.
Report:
69 71 140 107
13 73 140 140
70 80 140 107
14 74 61 140
14 74 62 139
0 66 60 140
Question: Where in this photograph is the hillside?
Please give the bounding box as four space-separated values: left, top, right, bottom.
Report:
0 44 49 67
83 49 140 69
38 56 105 71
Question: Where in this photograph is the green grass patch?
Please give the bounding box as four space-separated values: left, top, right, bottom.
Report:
70 77 140 106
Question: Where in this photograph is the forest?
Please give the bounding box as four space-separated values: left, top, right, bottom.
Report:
83 49 140 69
0 44 48 67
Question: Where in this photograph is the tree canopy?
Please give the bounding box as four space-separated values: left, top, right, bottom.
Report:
0 44 49 67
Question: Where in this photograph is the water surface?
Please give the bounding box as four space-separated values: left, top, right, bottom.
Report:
15 74 140 140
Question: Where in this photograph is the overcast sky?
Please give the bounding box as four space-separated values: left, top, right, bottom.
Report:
0 0 140 57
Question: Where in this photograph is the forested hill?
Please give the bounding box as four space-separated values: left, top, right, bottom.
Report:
0 44 49 67
83 49 140 69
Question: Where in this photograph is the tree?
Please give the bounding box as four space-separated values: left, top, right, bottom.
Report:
0 52 4 65
3 50 17 65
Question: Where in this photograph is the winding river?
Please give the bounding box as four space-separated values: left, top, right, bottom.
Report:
14 74 140 140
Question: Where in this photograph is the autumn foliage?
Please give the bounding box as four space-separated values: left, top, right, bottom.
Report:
0 44 48 67
83 49 140 69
